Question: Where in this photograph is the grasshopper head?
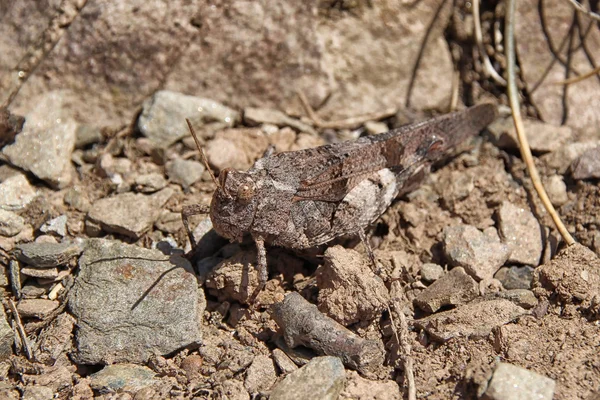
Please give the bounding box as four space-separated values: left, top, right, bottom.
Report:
210 168 258 242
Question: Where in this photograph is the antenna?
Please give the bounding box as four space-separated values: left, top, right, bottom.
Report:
185 118 220 189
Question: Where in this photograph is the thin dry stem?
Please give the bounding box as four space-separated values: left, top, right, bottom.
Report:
505 0 576 246
296 91 397 130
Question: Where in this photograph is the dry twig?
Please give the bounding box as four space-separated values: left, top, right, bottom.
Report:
296 91 397 130
563 0 600 22
7 299 32 360
505 0 576 246
552 64 600 85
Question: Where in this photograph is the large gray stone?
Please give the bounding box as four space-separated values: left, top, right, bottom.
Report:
68 239 203 364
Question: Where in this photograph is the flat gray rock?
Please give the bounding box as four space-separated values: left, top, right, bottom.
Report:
166 158 205 189
414 267 478 313
0 209 25 236
68 239 203 364
2 91 77 189
483 362 555 400
443 224 511 281
138 90 239 148
0 173 37 211
89 364 158 394
15 241 83 268
270 356 345 400
414 299 527 342
497 202 543 266
87 188 173 239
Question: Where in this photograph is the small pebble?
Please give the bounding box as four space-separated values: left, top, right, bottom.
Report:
571 146 600 180
364 121 388 135
414 267 478 313
40 215 68 237
20 267 60 279
272 348 298 374
494 265 534 290
16 299 60 318
89 364 158 393
134 173 167 193
180 354 203 380
166 158 205 189
443 224 510 281
138 90 239 148
420 263 444 283
244 107 316 135
0 209 25 237
75 125 103 148
0 173 38 211
497 201 543 266
244 355 277 394
543 175 568 206
270 356 345 400
483 362 555 400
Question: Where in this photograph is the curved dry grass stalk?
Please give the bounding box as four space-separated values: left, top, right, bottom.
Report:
563 0 600 22
505 0 576 246
473 0 507 86
552 64 600 85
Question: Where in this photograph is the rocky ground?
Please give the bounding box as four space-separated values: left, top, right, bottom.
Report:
1 1 600 399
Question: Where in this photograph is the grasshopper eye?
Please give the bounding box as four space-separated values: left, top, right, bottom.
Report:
237 183 255 202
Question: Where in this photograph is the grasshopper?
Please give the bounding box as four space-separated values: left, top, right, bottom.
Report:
182 104 497 296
